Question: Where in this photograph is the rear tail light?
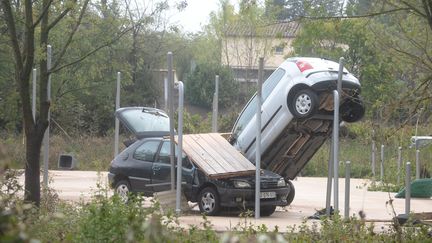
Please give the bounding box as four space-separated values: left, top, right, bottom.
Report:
296 60 313 72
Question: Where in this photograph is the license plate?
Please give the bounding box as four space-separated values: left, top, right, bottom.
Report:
260 191 276 199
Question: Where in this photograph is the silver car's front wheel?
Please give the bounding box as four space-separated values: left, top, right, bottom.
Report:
198 187 220 215
290 89 318 118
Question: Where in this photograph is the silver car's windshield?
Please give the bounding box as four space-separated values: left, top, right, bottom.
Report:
231 68 286 139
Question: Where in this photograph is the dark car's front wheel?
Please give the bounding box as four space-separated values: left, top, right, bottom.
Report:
286 180 295 206
198 187 221 216
115 180 131 203
260 205 276 216
290 89 318 119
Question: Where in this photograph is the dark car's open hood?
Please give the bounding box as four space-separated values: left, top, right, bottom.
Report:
115 107 170 139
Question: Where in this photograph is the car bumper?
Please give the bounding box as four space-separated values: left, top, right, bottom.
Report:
311 79 361 92
108 172 115 188
217 186 290 208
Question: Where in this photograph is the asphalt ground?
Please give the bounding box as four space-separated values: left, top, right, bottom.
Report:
21 170 432 232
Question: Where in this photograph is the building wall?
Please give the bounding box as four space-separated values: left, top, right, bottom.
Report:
221 36 294 82
221 36 294 69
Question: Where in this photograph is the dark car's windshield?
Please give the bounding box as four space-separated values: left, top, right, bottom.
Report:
121 109 169 133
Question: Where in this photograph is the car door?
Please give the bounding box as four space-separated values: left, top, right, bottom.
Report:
152 140 195 192
127 139 161 193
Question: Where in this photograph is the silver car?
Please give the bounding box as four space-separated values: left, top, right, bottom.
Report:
230 57 365 181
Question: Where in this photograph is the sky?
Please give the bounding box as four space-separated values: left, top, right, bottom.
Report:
168 0 225 33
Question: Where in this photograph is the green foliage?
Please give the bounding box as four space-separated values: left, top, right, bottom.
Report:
186 63 239 108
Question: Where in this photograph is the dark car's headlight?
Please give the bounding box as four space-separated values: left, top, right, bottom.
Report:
233 180 251 188
277 178 286 187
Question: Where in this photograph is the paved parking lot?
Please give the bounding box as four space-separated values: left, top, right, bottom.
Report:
30 170 432 232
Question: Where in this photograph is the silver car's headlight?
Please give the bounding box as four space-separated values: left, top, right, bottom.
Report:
233 180 251 188
277 178 286 187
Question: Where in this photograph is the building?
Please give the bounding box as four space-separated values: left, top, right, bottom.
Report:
221 21 300 83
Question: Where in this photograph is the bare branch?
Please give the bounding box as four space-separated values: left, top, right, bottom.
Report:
1 0 23 69
51 27 132 73
47 8 71 31
51 0 90 72
32 0 53 27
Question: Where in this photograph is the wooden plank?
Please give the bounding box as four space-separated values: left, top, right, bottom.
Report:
202 134 250 172
181 137 219 175
175 133 255 178
208 133 255 171
192 134 241 173
182 135 226 174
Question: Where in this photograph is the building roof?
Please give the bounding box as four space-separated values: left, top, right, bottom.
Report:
223 21 299 38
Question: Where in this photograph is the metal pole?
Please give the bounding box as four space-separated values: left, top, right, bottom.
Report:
167 52 176 191
333 90 339 213
415 150 420 179
405 162 411 215
397 146 402 184
344 161 351 220
43 45 52 187
212 75 219 132
32 68 37 121
371 139 376 179
164 78 168 111
337 57 344 95
380 144 384 181
325 141 333 216
114 72 121 157
175 81 184 214
255 57 264 219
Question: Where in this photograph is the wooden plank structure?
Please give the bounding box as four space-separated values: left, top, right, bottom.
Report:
175 133 255 179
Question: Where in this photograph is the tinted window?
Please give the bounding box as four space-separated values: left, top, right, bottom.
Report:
232 68 286 137
157 141 193 169
134 140 160 161
121 109 169 133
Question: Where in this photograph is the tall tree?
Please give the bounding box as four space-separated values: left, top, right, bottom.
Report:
0 0 131 206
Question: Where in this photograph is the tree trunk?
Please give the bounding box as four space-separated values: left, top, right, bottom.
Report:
24 131 43 207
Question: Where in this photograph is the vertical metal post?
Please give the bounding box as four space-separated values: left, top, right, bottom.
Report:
405 162 411 215
325 141 333 216
167 52 176 191
380 144 384 181
397 147 402 184
212 75 219 132
332 57 343 213
114 72 121 157
164 78 168 111
32 69 37 121
175 81 184 214
43 45 52 187
371 139 376 179
344 161 351 220
333 90 339 213
255 57 264 219
415 150 420 179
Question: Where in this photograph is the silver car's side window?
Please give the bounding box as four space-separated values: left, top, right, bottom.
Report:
232 68 286 137
133 140 160 161
263 68 286 100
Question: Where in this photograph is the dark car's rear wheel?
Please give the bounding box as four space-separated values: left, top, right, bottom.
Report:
260 205 276 216
340 95 365 123
286 180 295 206
290 89 318 119
198 187 221 216
115 180 131 203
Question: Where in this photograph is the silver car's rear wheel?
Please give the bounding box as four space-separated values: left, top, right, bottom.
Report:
290 89 318 118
